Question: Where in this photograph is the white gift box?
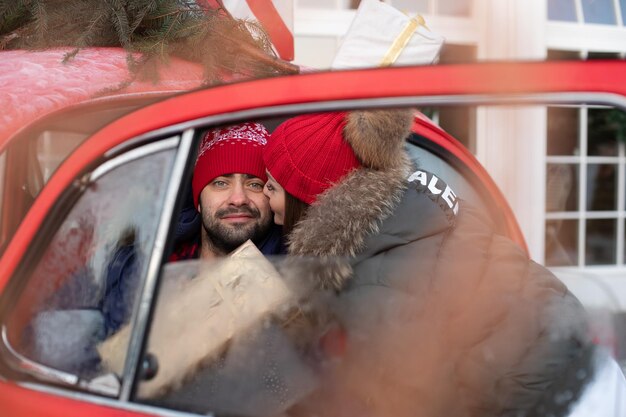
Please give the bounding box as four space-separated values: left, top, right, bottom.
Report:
331 0 445 70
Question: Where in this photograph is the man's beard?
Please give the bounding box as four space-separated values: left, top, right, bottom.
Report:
201 204 272 254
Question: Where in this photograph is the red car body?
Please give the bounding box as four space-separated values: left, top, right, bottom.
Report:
1 48 625 416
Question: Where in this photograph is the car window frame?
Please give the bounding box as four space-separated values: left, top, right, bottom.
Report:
23 95 626 413
0 135 186 397
126 93 624 410
118 130 194 401
0 96 176 261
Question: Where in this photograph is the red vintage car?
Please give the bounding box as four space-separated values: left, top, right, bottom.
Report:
0 48 625 416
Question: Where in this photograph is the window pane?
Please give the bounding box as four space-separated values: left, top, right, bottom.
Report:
622 0 626 24
36 131 88 184
587 109 626 156
587 51 622 60
548 0 578 22
439 43 477 63
581 0 617 24
438 107 475 152
547 49 582 60
8 146 176 384
438 0 472 16
135 257 324 413
586 219 617 265
545 219 578 266
587 164 617 211
547 164 579 212
547 107 580 156
588 108 620 156
389 0 429 13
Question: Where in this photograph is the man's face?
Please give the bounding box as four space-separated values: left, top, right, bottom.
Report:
198 173 273 254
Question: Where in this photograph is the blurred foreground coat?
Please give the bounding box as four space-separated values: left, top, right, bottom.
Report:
285 111 591 417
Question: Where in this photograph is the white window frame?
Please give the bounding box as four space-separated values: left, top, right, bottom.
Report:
540 0 626 267
546 104 626 267
547 22 626 54
546 0 626 54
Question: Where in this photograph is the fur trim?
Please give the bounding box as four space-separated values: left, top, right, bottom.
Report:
287 154 412 290
344 109 414 170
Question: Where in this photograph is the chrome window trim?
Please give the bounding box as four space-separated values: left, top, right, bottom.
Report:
92 137 180 181
19 381 209 417
1 325 121 396
1 325 78 386
119 129 195 401
0 136 182 399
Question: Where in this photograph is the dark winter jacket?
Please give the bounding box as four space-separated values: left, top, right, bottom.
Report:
282 111 592 417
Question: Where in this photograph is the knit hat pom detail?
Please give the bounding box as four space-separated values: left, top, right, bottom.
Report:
343 108 414 170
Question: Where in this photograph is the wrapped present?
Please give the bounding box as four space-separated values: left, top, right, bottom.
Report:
98 240 295 399
331 0 444 70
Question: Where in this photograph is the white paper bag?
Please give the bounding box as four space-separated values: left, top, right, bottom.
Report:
331 0 444 70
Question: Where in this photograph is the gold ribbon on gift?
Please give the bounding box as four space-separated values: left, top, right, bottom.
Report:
380 14 429 67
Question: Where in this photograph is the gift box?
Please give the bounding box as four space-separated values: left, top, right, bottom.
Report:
331 0 444 70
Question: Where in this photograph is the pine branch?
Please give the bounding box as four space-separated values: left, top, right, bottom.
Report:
77 12 108 48
1 0 299 81
111 3 131 46
128 0 157 33
0 0 29 23
61 48 83 65
31 0 48 43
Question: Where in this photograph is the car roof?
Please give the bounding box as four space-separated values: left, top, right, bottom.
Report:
0 47 207 150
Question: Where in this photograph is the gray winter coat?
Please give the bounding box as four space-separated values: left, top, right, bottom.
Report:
284 110 592 417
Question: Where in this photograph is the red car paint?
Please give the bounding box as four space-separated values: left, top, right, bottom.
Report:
0 48 206 150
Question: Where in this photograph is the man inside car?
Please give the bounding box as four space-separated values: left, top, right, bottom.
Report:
170 122 283 261
103 122 284 333
33 122 284 376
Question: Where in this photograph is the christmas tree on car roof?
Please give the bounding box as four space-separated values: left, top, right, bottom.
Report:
0 0 298 84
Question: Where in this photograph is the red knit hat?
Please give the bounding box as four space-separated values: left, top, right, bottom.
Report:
192 122 269 207
263 112 361 204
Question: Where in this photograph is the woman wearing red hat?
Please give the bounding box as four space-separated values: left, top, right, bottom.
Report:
262 110 593 417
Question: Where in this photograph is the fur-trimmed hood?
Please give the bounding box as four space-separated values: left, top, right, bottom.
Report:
286 109 414 290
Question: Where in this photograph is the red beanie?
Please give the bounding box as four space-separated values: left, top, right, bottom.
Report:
192 122 269 207
263 112 361 204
